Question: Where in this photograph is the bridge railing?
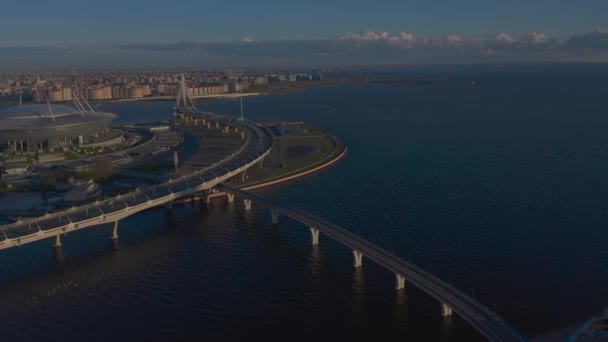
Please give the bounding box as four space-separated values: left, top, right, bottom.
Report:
219 186 525 341
0 109 274 235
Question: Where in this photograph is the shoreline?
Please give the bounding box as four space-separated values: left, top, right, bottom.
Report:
175 141 348 204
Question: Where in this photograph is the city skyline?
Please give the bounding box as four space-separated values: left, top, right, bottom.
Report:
1 1 608 69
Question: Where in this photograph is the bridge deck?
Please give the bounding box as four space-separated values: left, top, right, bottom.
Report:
0 109 274 250
220 185 527 342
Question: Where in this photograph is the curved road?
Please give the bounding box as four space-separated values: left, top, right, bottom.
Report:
220 185 527 342
0 109 274 250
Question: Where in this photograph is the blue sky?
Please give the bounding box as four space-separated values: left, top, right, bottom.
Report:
1 0 608 69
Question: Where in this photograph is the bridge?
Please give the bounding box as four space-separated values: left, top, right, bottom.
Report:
0 99 274 251
0 76 528 341
219 185 527 342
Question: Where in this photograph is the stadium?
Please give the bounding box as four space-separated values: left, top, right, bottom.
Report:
0 104 118 152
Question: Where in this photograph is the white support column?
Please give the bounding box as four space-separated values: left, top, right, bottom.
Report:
227 193 235 203
243 199 252 211
395 273 406 290
353 250 363 268
310 227 320 245
207 122 211 129
215 122 220 128
224 126 230 134
240 132 246 140
111 221 119 240
54 234 62 248
441 303 453 317
270 209 279 224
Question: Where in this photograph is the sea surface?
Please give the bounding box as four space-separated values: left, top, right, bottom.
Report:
2 65 608 341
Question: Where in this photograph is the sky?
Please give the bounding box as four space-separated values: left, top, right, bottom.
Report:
1 0 608 70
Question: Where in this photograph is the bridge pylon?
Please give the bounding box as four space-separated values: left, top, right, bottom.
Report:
175 74 196 113
395 273 406 290
353 250 363 268
243 199 252 211
441 303 453 317
53 234 62 248
111 221 119 240
310 227 320 245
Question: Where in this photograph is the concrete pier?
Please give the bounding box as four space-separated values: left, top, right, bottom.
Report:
227 193 235 203
395 273 406 290
243 199 252 211
240 132 246 140
111 221 119 240
310 227 320 245
353 250 363 268
215 122 220 128
224 126 230 134
270 209 279 224
441 303 453 317
54 234 62 248
207 122 211 129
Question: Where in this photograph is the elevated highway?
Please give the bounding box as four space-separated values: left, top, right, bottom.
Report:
220 185 528 342
0 109 274 250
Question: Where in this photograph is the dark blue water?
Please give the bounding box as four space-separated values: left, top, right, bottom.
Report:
2 65 608 341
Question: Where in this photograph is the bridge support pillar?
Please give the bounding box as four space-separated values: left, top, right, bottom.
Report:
227 193 235 203
270 209 279 224
216 122 220 128
243 199 252 211
111 221 119 240
240 132 246 140
207 122 211 129
395 273 406 290
259 158 264 169
241 170 247 183
173 150 179 172
441 303 453 317
353 250 363 268
54 234 62 248
224 126 230 134
310 227 320 245
203 191 211 204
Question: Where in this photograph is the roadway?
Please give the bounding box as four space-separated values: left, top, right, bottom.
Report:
220 185 527 342
0 108 274 250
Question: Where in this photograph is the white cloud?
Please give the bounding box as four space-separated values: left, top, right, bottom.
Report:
523 32 547 44
447 34 462 43
496 33 514 43
241 37 254 43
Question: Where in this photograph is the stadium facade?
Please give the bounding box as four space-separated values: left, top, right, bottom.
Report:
0 104 118 152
